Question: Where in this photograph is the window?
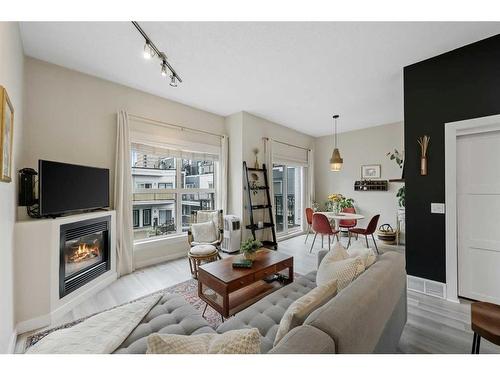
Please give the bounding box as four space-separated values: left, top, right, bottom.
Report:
133 209 139 228
143 209 152 227
158 182 173 189
131 147 217 242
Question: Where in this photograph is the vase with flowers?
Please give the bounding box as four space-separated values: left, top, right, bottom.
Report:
327 194 354 214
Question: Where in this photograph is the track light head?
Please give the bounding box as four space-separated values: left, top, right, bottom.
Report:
169 75 178 88
161 61 168 77
143 41 155 59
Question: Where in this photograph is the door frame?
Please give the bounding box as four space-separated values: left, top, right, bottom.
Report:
445 113 500 303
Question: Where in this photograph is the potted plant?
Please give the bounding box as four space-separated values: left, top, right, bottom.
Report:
240 238 262 260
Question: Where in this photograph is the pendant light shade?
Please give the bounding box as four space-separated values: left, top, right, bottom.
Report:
330 115 343 171
330 148 343 171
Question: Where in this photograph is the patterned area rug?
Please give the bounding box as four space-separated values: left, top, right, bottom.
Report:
24 278 222 351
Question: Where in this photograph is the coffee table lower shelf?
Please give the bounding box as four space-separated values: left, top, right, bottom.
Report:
200 280 282 318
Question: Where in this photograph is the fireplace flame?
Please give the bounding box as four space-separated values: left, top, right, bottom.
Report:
68 243 100 263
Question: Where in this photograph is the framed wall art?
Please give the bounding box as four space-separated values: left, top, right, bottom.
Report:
0 86 14 182
361 164 381 179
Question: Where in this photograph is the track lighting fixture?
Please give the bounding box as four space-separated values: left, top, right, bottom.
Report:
143 41 155 60
161 61 168 77
132 21 183 87
169 75 178 88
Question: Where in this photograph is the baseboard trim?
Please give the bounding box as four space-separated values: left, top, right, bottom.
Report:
134 251 186 270
7 329 18 354
407 275 447 300
16 314 52 335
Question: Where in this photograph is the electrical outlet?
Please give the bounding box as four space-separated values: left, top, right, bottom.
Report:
431 203 445 214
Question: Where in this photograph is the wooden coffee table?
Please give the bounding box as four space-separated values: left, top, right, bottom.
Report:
197 249 293 319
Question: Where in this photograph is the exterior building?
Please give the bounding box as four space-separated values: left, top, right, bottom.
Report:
131 152 215 241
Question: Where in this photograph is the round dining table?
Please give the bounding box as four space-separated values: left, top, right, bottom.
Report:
314 211 365 232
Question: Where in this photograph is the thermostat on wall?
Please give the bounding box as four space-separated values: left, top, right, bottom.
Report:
431 203 445 214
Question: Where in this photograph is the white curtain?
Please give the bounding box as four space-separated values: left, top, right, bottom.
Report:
217 135 229 213
307 148 315 209
114 110 134 277
263 138 275 219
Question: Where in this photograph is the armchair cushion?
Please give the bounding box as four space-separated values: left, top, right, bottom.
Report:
191 221 217 243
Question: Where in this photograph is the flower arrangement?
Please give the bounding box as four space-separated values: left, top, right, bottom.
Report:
326 194 354 213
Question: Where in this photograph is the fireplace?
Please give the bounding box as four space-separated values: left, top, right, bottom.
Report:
60 216 111 297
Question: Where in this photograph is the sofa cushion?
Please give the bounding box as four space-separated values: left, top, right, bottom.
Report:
114 294 216 354
347 246 376 268
216 271 317 353
269 325 336 354
191 221 217 243
146 328 261 354
274 278 337 346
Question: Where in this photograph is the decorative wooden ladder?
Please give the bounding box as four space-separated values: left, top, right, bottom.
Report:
243 161 277 250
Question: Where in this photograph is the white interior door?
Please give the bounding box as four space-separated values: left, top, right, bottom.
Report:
457 130 500 304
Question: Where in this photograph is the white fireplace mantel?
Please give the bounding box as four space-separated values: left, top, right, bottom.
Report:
14 210 117 334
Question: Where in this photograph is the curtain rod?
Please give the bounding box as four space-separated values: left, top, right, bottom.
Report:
263 137 311 152
129 113 226 139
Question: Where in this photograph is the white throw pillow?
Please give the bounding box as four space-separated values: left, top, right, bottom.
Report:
146 328 261 354
191 221 217 243
274 278 338 346
347 246 376 268
316 256 365 290
328 242 349 262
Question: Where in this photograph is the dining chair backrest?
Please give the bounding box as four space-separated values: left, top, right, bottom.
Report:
312 213 333 235
305 207 314 225
339 206 357 227
365 214 380 235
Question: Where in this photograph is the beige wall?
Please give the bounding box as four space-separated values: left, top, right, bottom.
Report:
314 122 404 234
23 58 226 199
23 58 226 268
225 111 314 239
0 22 24 353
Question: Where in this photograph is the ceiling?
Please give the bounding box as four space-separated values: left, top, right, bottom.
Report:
19 22 500 137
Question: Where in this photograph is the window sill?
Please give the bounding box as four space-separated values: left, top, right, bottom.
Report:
134 233 187 250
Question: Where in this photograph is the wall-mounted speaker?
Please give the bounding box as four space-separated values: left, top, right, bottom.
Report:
18 168 37 206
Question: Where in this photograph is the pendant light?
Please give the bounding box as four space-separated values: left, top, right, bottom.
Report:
330 114 343 171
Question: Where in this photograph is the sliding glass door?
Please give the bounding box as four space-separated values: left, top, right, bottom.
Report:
273 164 303 236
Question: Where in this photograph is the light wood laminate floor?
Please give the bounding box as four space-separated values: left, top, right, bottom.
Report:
16 234 500 354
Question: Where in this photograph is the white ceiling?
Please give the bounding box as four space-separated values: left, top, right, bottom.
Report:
19 22 500 137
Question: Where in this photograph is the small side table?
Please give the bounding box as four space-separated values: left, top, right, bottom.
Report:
471 301 500 354
188 245 221 279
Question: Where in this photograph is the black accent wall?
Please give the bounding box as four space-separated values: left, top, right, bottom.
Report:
404 34 500 283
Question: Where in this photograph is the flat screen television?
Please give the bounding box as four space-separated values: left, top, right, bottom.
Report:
39 160 110 217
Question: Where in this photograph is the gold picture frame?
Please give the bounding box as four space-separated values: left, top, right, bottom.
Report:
0 86 14 182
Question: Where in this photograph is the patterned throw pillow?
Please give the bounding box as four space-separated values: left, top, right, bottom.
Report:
274 278 338 346
316 255 365 290
191 221 217 243
347 246 376 268
146 328 261 354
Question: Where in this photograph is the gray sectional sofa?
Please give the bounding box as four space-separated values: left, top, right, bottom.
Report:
115 250 406 354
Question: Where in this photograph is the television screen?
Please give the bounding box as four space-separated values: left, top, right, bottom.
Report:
39 160 109 216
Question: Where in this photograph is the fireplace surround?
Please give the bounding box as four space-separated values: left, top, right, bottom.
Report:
15 210 116 334
60 216 111 297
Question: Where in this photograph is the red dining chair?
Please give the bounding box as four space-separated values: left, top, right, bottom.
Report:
339 207 358 233
347 214 380 254
310 213 339 253
304 208 314 243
